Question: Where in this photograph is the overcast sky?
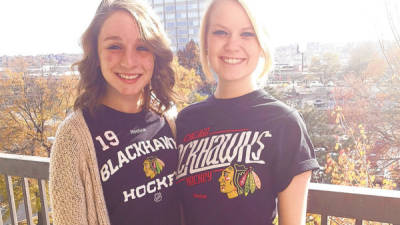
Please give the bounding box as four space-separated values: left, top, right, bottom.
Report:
0 0 398 56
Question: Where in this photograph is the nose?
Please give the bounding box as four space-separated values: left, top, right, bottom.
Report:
120 48 138 68
224 34 241 52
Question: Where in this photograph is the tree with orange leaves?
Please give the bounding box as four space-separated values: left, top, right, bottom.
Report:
0 70 78 156
0 68 78 223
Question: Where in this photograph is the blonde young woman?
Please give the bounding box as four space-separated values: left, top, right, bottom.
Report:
49 0 180 224
175 0 319 224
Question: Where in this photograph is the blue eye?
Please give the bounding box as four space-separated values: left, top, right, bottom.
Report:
212 30 228 36
137 46 149 51
107 45 121 50
241 32 256 37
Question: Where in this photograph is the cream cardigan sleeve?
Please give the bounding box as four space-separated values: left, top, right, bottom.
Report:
49 118 89 225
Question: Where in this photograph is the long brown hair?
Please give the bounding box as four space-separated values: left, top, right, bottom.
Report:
73 0 175 115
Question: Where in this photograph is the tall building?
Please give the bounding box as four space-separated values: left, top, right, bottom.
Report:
148 0 208 51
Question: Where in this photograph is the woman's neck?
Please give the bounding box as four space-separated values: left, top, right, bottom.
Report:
214 78 258 99
101 95 142 113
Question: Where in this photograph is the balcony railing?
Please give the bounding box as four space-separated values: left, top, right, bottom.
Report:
308 183 400 225
0 153 50 225
0 152 400 225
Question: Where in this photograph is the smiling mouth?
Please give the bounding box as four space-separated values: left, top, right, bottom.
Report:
221 57 245 65
117 73 141 80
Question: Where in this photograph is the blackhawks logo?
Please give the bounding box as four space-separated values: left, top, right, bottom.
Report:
218 164 261 199
143 156 165 179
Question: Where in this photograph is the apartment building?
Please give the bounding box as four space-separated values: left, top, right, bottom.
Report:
148 0 208 51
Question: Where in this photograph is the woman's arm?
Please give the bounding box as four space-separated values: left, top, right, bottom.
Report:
277 171 312 225
49 125 89 225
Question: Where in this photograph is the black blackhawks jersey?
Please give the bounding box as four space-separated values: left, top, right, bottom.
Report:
83 105 180 225
176 90 319 225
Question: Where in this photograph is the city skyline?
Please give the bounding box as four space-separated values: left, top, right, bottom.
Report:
0 0 398 56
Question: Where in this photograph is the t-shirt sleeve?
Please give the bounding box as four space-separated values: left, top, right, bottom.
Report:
272 111 319 194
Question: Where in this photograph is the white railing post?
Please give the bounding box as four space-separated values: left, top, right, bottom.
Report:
4 175 17 225
0 153 50 225
38 179 50 225
22 177 33 225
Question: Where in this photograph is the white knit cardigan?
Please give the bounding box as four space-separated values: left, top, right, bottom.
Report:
49 109 176 225
49 110 111 225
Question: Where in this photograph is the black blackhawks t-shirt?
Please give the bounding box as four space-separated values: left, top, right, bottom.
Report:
176 90 319 225
83 105 180 225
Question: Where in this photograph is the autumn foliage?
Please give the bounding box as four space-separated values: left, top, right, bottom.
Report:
0 68 78 222
177 39 200 71
0 70 78 156
172 58 207 110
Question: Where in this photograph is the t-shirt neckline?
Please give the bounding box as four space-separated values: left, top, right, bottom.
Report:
99 104 147 120
209 89 267 104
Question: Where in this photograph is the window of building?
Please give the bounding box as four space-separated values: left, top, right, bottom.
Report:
176 21 187 26
165 13 175 19
188 11 198 18
177 29 187 35
166 22 175 29
167 28 176 34
153 0 164 4
188 29 198 36
189 19 199 26
165 5 175 12
176 12 186 19
154 6 163 13
178 38 188 44
176 4 186 11
188 3 198 10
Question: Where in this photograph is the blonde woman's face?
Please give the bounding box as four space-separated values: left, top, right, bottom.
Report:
206 0 262 86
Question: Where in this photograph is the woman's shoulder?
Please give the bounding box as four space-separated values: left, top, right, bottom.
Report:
177 97 213 121
248 93 297 120
56 109 86 135
50 109 90 166
52 109 92 155
248 95 307 131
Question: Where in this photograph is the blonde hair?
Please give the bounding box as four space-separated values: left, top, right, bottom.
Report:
74 0 175 115
199 0 273 81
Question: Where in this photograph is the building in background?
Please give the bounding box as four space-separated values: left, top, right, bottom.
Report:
148 0 208 51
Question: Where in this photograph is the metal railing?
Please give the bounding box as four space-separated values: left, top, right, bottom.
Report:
0 153 50 225
308 183 400 225
0 153 400 225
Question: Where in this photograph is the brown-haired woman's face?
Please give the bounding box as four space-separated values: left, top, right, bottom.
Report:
97 10 154 103
206 0 261 85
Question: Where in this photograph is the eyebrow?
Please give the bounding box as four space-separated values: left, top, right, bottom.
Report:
101 36 147 45
210 24 254 31
102 36 122 42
